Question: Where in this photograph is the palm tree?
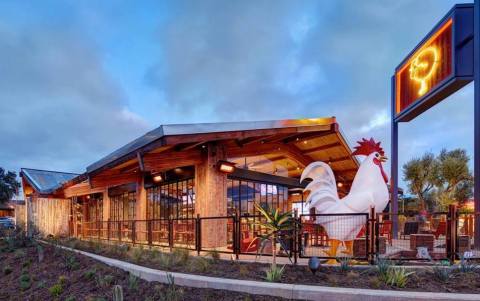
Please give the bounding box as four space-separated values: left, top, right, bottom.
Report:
250 202 297 268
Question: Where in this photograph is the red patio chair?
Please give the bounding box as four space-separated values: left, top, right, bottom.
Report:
379 221 393 245
434 221 446 239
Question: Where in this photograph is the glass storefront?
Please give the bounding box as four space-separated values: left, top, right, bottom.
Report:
226 177 290 216
146 178 195 220
110 191 136 221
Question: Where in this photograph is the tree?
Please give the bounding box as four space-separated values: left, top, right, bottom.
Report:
402 149 473 212
435 149 473 211
251 202 297 268
0 168 20 204
402 152 438 211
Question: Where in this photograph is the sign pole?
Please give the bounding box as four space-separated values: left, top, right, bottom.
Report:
391 76 399 239
474 0 480 249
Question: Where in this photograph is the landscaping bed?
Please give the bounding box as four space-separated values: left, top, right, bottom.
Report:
0 233 287 300
50 237 480 294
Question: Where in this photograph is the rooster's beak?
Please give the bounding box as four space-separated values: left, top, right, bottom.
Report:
379 155 388 162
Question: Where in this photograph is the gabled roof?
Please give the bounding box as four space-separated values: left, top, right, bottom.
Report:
86 118 338 174
20 168 79 195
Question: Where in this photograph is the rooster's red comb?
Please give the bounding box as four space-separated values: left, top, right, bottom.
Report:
351 138 384 156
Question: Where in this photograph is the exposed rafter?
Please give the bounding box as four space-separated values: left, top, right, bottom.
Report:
303 142 342 155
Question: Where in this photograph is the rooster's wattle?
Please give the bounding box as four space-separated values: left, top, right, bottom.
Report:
301 138 389 262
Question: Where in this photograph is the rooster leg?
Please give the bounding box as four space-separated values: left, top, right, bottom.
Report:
325 239 340 264
341 240 353 255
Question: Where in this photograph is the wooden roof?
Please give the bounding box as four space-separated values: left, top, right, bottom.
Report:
62 117 359 191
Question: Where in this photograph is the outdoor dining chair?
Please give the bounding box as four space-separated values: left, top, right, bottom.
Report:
400 221 419 239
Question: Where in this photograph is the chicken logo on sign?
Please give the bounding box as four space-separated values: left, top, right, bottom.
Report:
409 46 439 96
301 138 389 264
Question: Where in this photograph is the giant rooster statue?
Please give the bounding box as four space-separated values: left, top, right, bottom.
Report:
301 138 389 263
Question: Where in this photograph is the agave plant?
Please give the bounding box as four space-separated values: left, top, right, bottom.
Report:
249 203 298 268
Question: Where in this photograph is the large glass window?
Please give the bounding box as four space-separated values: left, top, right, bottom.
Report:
110 191 136 221
87 194 103 222
146 178 195 220
227 178 289 216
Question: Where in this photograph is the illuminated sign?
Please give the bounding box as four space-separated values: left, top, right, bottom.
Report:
395 19 453 117
394 5 474 122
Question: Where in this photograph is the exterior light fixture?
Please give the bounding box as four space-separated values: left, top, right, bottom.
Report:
153 174 163 183
337 182 343 188
217 160 236 174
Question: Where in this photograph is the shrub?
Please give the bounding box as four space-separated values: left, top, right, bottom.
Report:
3 265 12 275
337 257 352 272
157 253 174 269
265 264 284 282
97 274 115 288
238 264 249 277
65 296 76 301
381 267 414 288
131 247 144 263
36 280 47 289
49 283 63 298
190 257 210 272
64 253 80 271
58 275 68 286
22 259 31 268
162 274 184 301
128 273 139 292
207 249 220 262
19 274 31 290
376 258 392 278
368 276 382 289
113 284 124 301
432 263 452 282
458 254 478 273
84 268 97 280
14 249 26 259
172 248 190 265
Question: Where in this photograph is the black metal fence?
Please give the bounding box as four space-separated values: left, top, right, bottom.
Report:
80 205 477 264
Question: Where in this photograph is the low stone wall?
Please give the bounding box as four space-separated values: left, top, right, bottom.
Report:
49 242 480 301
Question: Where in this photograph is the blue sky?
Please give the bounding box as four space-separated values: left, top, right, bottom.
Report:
0 0 474 190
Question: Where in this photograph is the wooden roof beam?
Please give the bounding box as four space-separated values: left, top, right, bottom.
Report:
303 142 342 155
283 128 335 144
175 141 206 152
279 144 313 167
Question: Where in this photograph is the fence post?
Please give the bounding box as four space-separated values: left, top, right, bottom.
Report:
196 214 201 256
447 205 458 263
168 217 173 252
97 221 101 239
293 209 298 265
147 220 152 246
107 220 111 241
118 221 122 242
235 210 240 260
369 206 376 264
132 221 136 245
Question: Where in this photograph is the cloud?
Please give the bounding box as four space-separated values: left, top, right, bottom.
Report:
0 23 149 174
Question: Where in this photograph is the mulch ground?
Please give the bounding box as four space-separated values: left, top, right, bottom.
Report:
0 239 289 301
56 238 480 294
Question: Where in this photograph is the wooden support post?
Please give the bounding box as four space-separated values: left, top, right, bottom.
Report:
195 142 228 249
102 188 110 239
136 175 148 243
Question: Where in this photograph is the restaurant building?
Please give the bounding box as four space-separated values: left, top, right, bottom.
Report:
20 118 358 248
